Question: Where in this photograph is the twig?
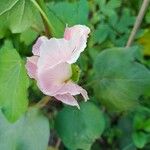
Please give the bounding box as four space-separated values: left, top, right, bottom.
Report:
126 0 150 47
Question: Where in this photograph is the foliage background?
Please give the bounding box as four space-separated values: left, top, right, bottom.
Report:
0 0 150 150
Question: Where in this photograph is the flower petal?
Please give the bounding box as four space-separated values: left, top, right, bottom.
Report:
32 36 48 56
55 81 89 101
25 56 38 79
55 94 80 108
38 38 71 70
64 25 90 64
37 63 72 96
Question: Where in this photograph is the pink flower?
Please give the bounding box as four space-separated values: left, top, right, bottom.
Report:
26 25 90 108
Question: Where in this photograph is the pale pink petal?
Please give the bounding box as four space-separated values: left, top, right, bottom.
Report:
64 25 90 64
37 38 71 70
55 94 80 108
37 63 72 96
55 81 89 101
25 56 39 79
32 36 48 56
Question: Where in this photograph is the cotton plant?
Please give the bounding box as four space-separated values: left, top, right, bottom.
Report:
0 0 150 149
26 25 90 108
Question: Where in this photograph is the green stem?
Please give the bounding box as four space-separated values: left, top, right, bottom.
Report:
30 0 53 36
35 96 51 108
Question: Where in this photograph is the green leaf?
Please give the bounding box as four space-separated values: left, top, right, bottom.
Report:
93 24 110 44
146 8 150 23
47 0 89 37
132 132 147 148
106 0 121 9
143 119 150 132
77 54 89 72
0 40 29 122
55 101 105 150
0 107 50 150
111 8 135 46
0 0 42 38
118 116 136 150
20 28 39 45
97 0 121 17
94 47 150 111
116 8 135 34
133 114 145 130
93 5 135 47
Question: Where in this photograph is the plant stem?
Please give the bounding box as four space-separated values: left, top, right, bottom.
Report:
55 138 61 149
126 0 150 47
30 0 53 36
35 96 51 108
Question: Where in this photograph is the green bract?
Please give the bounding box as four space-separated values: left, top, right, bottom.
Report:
71 64 81 83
